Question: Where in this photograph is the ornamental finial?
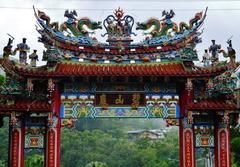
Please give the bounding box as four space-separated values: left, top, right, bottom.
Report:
102 8 136 45
114 7 124 20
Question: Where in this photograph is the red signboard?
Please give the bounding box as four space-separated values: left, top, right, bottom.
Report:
184 129 193 167
47 129 56 167
11 129 20 167
219 129 229 167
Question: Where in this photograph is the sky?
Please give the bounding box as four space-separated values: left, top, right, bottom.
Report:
0 0 240 66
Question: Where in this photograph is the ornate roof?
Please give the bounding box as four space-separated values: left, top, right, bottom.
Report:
187 99 237 110
33 6 207 63
0 59 229 78
0 99 50 112
207 64 240 94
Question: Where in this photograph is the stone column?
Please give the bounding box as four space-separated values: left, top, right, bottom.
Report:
179 80 195 167
214 113 231 167
9 114 25 167
45 85 61 167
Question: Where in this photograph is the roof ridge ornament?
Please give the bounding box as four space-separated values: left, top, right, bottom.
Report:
102 7 136 45
33 6 101 46
136 7 208 45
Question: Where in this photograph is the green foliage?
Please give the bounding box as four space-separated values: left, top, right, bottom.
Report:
85 161 108 167
231 127 240 166
60 124 180 167
231 137 240 166
0 118 9 166
0 160 6 167
25 154 44 167
0 75 4 86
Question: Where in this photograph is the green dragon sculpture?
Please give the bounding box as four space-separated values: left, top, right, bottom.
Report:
136 18 178 37
136 10 203 38
59 18 102 37
36 8 102 37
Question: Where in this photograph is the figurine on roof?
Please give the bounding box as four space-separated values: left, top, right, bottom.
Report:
29 50 39 67
219 39 236 69
64 10 78 23
202 49 211 67
209 40 221 65
3 35 15 59
16 38 30 65
162 10 175 25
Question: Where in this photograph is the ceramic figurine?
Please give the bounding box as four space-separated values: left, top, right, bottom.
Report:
16 38 30 65
29 50 39 67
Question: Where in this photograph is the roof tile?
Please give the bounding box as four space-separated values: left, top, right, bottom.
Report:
187 100 237 110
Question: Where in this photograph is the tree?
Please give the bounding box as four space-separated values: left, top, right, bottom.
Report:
231 137 240 166
0 75 4 86
0 160 6 167
0 118 9 166
85 161 108 167
25 154 44 167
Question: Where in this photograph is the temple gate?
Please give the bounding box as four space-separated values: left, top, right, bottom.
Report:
0 6 239 167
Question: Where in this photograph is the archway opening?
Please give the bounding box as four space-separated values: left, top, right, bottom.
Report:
60 118 179 167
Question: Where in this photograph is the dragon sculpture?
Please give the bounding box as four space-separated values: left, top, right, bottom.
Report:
136 9 204 38
35 8 102 37
59 10 102 37
37 10 59 30
136 10 177 37
60 17 102 37
179 11 203 32
219 39 237 68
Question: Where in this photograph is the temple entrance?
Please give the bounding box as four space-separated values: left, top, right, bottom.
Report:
0 5 239 167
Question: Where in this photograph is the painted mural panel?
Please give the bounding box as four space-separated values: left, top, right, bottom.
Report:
60 83 180 120
25 127 45 149
194 125 214 148
24 117 46 150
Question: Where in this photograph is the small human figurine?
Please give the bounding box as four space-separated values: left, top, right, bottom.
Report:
202 49 211 67
227 40 236 68
123 21 130 37
162 10 175 25
29 50 38 67
16 38 30 65
219 39 236 69
3 37 15 59
209 40 221 65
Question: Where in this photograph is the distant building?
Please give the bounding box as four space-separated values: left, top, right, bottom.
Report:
127 130 166 140
0 68 5 76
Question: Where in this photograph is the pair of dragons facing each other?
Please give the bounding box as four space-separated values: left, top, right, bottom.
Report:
36 7 206 38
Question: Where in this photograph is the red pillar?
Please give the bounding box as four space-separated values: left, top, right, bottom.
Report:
179 83 195 167
45 86 61 167
214 117 231 167
10 117 25 167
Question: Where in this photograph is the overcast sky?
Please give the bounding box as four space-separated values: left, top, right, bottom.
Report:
0 0 240 66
